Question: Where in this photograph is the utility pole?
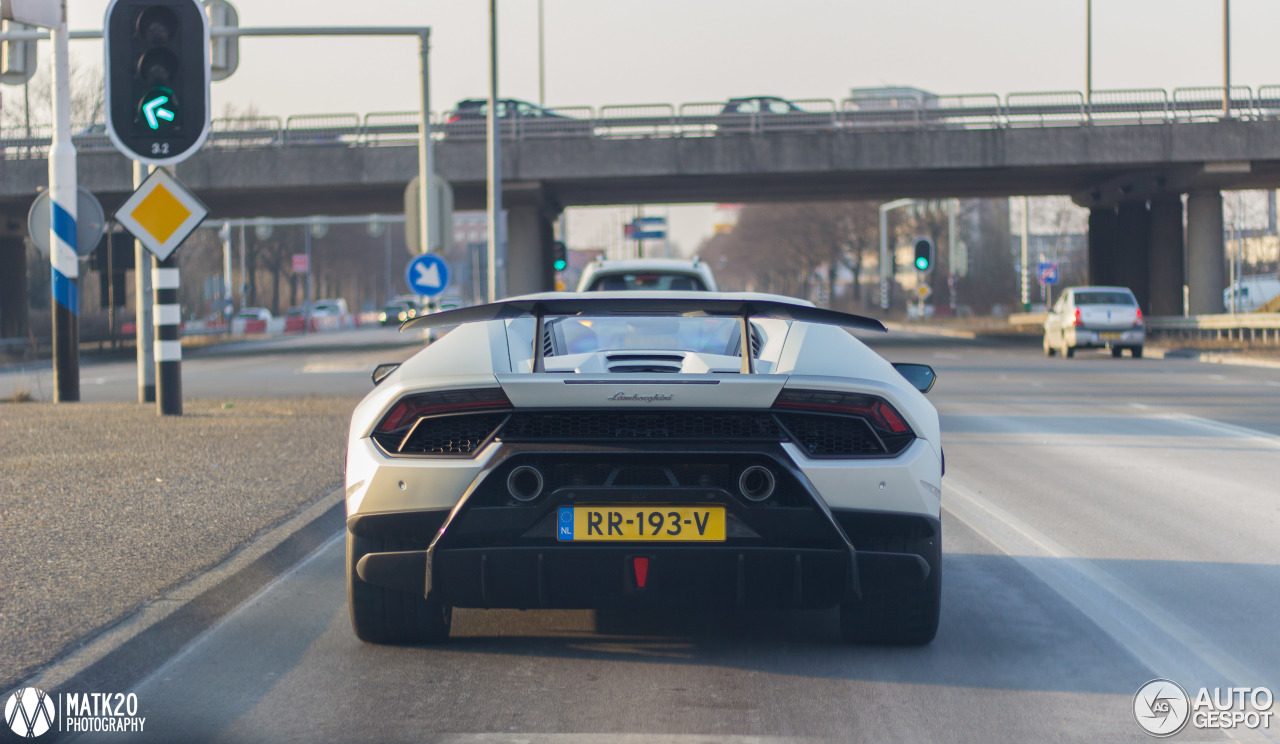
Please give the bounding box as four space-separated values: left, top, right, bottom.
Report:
537 0 545 106
49 0 78 403
1085 0 1092 105
1021 196 1031 310
486 0 503 302
1222 0 1231 117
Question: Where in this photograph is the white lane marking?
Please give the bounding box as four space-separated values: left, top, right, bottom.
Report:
1128 402 1150 410
1160 413 1280 450
300 362 370 374
945 477 1277 735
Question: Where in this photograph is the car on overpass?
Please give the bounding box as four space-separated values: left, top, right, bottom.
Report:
442 98 590 137
576 258 718 292
343 292 944 646
1043 286 1145 358
717 96 833 133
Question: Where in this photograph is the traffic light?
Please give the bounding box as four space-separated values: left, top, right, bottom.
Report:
913 237 934 273
104 0 210 166
552 240 568 272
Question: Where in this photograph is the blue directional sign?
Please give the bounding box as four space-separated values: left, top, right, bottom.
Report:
405 253 450 297
630 230 666 240
1037 261 1059 286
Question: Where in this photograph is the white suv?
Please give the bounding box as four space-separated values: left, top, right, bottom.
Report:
576 258 718 292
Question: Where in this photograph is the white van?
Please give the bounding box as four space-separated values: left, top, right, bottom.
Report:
1223 276 1280 313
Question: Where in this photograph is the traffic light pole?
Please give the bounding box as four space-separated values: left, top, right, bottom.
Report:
134 160 155 403
49 2 78 403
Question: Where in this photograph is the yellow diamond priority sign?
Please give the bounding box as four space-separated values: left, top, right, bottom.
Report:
114 169 209 261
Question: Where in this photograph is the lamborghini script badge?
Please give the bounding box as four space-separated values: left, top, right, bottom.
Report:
608 392 673 402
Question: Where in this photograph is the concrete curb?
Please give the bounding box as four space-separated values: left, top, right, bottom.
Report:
18 487 345 697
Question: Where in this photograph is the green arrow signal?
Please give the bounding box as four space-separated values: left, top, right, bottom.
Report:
138 87 179 133
143 96 174 129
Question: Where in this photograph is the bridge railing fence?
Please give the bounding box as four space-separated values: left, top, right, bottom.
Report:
596 104 676 139
284 113 361 146
1005 91 1087 127
840 97 921 130
1086 89 1169 125
362 112 421 146
921 94 1001 129
1171 86 1255 122
1256 86 1280 121
519 107 596 138
209 115 284 148
677 103 732 137
760 99 839 132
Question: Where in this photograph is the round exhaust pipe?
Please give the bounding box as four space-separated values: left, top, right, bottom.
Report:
738 465 776 502
507 465 545 502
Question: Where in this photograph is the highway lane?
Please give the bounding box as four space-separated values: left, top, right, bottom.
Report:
67 336 1278 743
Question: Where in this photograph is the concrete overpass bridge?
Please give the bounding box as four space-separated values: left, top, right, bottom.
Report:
4 85 1280 330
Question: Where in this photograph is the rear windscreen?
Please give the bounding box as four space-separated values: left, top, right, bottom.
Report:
587 273 707 291
1074 291 1136 306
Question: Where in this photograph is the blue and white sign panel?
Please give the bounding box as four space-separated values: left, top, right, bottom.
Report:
1038 262 1059 286
405 253 450 297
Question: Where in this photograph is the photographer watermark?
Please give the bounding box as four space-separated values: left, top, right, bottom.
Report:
1134 679 1273 737
4 687 146 737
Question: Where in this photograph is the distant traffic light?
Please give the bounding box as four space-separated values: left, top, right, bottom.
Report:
552 241 568 272
104 0 210 165
913 237 935 273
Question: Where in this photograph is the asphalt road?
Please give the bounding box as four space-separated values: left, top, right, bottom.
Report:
56 333 1280 743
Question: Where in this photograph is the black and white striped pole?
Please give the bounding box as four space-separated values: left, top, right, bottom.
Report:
152 254 182 415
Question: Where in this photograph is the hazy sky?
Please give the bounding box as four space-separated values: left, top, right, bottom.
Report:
56 0 1280 253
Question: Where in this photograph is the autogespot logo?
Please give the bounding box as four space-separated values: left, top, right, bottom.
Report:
5 687 57 738
1134 679 1191 737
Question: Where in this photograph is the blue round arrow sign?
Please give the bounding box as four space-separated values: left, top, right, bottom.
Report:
405 254 450 297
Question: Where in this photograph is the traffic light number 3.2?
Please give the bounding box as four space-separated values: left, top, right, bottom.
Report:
150 142 170 156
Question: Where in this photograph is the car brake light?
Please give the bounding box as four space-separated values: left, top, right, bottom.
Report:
446 114 460 123
773 389 911 435
1071 308 1083 327
1134 308 1144 327
375 388 511 435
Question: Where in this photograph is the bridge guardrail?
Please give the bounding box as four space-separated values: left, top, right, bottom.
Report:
9 85 1280 157
1005 91 1087 127
1147 313 1280 344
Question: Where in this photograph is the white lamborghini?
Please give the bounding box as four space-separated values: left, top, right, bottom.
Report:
344 292 943 645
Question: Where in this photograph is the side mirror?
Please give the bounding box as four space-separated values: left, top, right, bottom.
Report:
371 363 401 386
892 363 937 394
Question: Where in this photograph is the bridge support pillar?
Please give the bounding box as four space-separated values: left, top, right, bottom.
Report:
1087 206 1118 286
1186 190 1225 315
1115 202 1151 312
0 226 28 339
505 203 557 297
1148 196 1185 316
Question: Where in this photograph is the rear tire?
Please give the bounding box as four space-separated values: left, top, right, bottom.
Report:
347 530 451 644
1043 336 1056 357
840 526 941 646
1111 347 1123 358
1064 345 1075 358
1131 346 1143 359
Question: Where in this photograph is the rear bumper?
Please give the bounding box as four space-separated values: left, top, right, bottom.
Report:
350 508 938 610
1065 327 1145 348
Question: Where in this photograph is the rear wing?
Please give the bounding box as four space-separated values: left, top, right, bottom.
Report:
399 296 886 374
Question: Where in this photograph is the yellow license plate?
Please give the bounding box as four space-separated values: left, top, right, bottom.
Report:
557 506 725 542
1099 332 1122 340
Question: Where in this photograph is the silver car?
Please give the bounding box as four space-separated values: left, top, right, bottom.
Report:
1043 286 1145 358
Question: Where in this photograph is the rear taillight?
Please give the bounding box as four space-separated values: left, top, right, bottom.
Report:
1071 308 1083 327
445 113 460 123
1134 308 1144 327
375 388 511 436
773 389 912 435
